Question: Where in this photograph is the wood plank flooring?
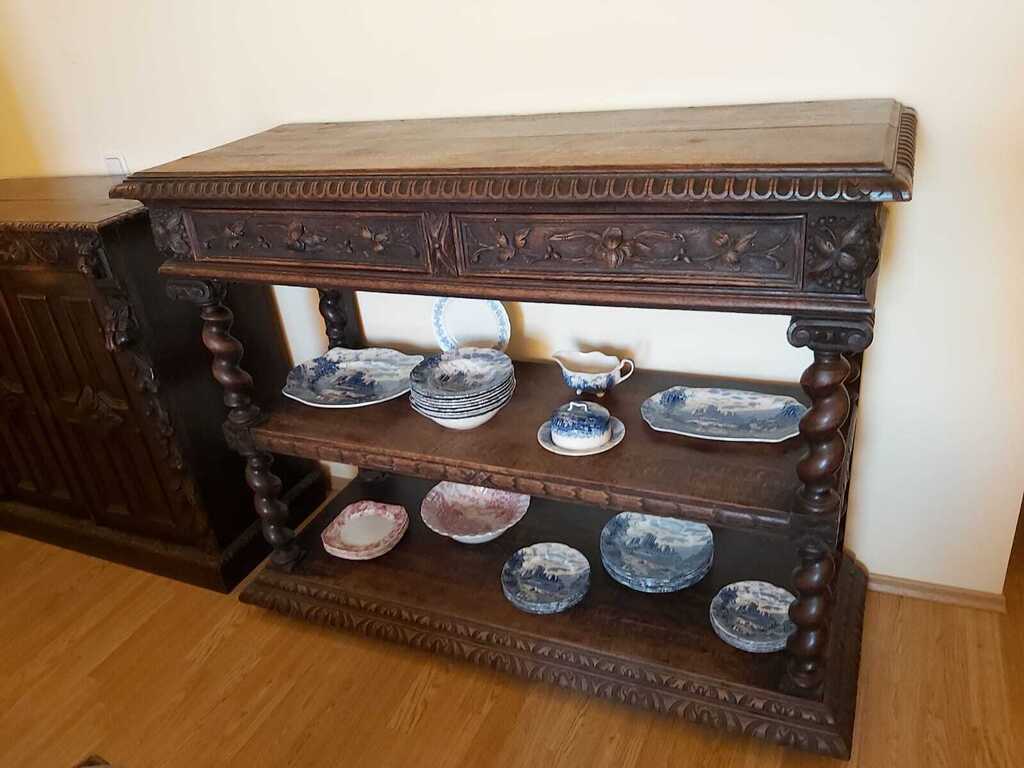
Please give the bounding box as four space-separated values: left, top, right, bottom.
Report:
1 522 1021 767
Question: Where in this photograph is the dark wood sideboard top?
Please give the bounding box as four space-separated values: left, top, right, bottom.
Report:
111 99 916 204
0 176 141 229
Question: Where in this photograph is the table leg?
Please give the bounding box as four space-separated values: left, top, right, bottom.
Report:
167 278 302 567
317 288 361 349
785 317 873 692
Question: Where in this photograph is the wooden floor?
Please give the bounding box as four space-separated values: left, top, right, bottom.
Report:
1 522 1021 767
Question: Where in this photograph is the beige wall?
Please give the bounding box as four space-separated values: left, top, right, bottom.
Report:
1 0 1021 595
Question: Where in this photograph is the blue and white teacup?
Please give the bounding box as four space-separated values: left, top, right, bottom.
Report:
551 349 635 397
550 401 611 451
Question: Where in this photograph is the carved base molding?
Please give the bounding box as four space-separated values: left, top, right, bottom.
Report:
242 555 865 758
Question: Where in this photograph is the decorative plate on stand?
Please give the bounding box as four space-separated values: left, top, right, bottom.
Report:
432 297 510 352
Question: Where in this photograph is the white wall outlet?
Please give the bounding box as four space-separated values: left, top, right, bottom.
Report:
103 153 129 177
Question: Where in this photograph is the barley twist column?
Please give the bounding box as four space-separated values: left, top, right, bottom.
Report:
784 317 872 691
168 278 302 566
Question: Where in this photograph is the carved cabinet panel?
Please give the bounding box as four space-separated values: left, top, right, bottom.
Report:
454 214 803 288
0 291 83 515
188 209 431 273
0 272 188 540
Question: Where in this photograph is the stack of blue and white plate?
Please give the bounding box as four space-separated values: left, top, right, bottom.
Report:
600 512 714 593
409 347 515 430
709 581 796 653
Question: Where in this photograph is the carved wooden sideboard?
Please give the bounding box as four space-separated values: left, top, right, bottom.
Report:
112 99 916 757
0 176 325 590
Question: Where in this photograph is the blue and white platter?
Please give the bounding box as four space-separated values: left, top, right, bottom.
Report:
536 417 625 457
410 348 514 398
432 297 510 352
283 347 425 409
640 386 807 443
599 512 713 593
709 580 797 653
501 543 590 615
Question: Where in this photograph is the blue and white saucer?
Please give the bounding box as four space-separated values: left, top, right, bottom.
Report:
710 580 797 653
283 347 424 408
641 386 807 443
501 543 590 614
537 418 625 457
600 512 713 593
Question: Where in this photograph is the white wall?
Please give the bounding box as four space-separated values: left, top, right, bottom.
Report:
1 0 1021 595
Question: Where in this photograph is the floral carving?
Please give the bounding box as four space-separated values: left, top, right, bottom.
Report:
68 385 126 437
285 221 327 252
191 212 424 266
804 214 880 293
468 227 532 263
202 221 246 250
547 226 684 269
682 230 787 272
150 208 193 261
0 226 102 270
456 216 799 284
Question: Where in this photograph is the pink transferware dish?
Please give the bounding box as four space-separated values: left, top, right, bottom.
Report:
420 481 530 544
321 501 409 560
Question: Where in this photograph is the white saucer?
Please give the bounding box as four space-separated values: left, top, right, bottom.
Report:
537 417 625 456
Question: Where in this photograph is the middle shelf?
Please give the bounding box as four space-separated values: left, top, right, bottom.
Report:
253 361 816 535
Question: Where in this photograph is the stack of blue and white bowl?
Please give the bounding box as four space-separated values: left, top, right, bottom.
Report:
600 512 714 593
409 347 515 430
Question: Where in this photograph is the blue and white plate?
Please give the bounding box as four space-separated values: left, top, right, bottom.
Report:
432 298 510 352
537 417 625 457
410 378 516 414
641 387 807 443
710 580 797 653
283 347 424 409
600 512 713 593
410 348 514 399
501 543 590 615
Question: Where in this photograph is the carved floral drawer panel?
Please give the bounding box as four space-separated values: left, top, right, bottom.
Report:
454 214 804 288
187 209 431 273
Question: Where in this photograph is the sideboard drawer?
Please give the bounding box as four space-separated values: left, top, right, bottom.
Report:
189 209 430 273
453 214 804 288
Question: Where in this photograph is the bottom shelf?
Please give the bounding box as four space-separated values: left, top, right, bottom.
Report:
241 475 865 759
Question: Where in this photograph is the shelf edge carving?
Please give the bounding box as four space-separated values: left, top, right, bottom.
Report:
249 435 791 533
111 171 912 206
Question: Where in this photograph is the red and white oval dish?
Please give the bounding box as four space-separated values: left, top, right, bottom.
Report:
320 501 409 560
420 482 530 544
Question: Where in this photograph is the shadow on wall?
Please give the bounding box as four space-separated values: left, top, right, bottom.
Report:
0 60 42 177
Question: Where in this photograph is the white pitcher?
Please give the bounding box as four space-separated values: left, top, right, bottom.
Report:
551 350 635 397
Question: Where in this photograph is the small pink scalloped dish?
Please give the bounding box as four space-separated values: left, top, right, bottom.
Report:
321 501 409 560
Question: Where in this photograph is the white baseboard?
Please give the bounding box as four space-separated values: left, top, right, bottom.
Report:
868 572 1006 613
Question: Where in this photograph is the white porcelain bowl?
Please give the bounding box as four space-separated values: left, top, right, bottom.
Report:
412 399 510 430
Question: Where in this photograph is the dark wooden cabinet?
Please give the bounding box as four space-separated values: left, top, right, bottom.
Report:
112 99 916 757
0 176 325 590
